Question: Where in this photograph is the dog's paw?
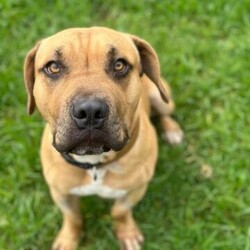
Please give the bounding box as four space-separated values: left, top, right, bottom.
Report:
163 128 184 145
52 233 79 250
120 235 144 250
117 228 144 250
160 117 184 145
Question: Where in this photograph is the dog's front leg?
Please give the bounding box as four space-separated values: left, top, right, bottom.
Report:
111 185 148 250
50 189 82 250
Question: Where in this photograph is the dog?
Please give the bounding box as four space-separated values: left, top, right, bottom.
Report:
24 27 183 250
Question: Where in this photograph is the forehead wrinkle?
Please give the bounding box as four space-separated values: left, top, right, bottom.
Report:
68 31 92 71
54 47 63 60
83 31 91 69
55 33 87 70
82 34 108 71
107 46 117 59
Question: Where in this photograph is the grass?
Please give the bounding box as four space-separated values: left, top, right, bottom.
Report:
0 0 250 249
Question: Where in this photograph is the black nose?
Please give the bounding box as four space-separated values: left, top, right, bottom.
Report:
71 99 109 129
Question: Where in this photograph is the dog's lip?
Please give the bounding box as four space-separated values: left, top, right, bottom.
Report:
52 125 129 155
66 145 111 156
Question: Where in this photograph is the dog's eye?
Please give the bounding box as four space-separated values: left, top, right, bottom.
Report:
44 61 61 76
114 59 128 73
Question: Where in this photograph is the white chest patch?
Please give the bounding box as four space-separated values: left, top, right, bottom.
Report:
69 166 127 199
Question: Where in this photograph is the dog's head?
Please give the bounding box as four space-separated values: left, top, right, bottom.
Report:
24 27 168 155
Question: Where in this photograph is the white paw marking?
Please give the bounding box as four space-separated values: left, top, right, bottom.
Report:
122 236 144 250
124 239 141 250
164 129 184 145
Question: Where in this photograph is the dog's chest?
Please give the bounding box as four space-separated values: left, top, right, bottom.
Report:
69 167 127 199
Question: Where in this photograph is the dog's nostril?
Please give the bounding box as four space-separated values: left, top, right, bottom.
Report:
79 110 87 119
95 110 102 119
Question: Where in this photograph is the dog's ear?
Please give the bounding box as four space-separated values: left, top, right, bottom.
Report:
23 42 40 115
130 35 169 103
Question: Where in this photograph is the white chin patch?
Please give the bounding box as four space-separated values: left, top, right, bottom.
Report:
70 153 106 165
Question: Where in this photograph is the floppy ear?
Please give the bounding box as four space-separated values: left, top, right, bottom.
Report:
130 35 169 103
23 42 40 115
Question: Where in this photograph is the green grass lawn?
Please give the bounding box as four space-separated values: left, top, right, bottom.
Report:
1 1 250 249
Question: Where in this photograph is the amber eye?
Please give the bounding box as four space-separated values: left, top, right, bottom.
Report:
114 59 127 72
45 61 60 75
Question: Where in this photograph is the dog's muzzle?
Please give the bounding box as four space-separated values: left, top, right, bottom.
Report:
52 98 129 156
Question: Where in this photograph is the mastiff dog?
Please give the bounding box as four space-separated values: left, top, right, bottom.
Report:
24 27 183 250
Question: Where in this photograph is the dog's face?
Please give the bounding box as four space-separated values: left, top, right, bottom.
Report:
24 27 168 155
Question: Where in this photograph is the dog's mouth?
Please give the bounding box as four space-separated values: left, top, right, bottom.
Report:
52 127 129 156
53 135 112 156
69 144 111 156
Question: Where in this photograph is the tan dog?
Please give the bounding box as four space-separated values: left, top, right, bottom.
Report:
24 27 183 250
